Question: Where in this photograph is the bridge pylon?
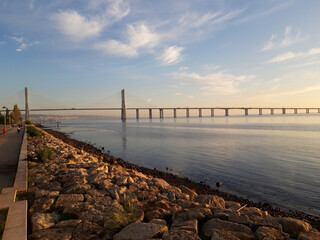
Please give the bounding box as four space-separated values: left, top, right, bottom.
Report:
121 89 126 121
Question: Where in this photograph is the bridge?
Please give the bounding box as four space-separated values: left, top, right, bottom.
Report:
2 88 320 121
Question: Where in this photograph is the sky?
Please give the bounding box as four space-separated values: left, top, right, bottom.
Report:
1 0 320 110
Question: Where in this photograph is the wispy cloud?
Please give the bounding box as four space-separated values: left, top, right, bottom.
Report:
261 26 308 51
9 36 39 52
52 0 130 41
94 23 160 57
268 47 320 63
173 66 255 95
157 46 183 65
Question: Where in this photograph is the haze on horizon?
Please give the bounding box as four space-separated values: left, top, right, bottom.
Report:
1 0 320 110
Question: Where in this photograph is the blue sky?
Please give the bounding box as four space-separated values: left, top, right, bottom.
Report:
1 0 320 109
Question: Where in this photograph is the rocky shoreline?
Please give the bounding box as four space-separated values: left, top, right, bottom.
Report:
27 125 320 239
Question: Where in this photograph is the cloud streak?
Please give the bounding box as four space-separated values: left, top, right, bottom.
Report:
268 47 320 63
157 46 184 65
261 26 308 51
9 36 39 52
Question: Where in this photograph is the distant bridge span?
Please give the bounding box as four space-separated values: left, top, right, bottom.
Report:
3 88 320 121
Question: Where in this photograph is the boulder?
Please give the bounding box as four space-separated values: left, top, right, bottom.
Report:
202 218 255 240
152 178 171 189
249 215 283 231
194 195 225 208
179 185 197 199
55 194 84 210
34 189 60 199
113 222 168 240
211 229 241 240
30 228 73 240
298 229 320 240
53 219 82 228
149 219 167 225
31 212 60 232
278 217 312 234
255 226 290 240
162 230 201 240
72 220 103 240
171 219 198 233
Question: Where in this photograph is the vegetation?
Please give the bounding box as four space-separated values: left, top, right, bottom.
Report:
0 104 22 125
36 147 54 161
25 120 31 125
0 209 8 239
105 201 142 231
27 126 44 137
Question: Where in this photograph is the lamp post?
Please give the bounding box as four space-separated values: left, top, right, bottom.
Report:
2 106 7 129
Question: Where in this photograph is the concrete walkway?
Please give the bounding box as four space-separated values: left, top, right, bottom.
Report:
0 127 24 192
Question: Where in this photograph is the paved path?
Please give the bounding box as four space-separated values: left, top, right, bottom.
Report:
0 127 24 192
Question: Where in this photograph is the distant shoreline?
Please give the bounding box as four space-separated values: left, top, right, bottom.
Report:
37 124 320 230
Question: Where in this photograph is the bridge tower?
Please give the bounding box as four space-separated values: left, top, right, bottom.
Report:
121 89 126 121
25 87 30 121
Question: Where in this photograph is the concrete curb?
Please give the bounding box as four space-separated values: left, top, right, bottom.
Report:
0 129 28 240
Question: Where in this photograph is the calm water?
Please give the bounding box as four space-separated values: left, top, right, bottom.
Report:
44 114 320 216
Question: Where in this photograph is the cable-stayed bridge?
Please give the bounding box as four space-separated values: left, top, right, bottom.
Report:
1 88 320 121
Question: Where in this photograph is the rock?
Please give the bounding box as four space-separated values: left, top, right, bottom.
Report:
72 220 103 240
31 212 60 232
171 219 198 233
255 226 290 240
298 229 320 240
249 215 283 231
29 198 55 216
194 195 225 208
142 199 182 221
162 230 201 240
211 229 241 240
65 183 91 194
278 217 312 234
53 219 82 228
116 176 128 185
34 189 60 199
241 207 268 217
113 222 168 240
152 178 171 189
226 201 241 210
55 194 84 210
202 218 255 240
228 212 250 225
149 219 167 225
178 185 198 199
30 228 73 240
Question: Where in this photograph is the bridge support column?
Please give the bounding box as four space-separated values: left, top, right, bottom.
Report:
160 109 164 118
211 108 214 117
282 108 286 114
244 108 248 116
225 109 229 116
306 108 309 114
149 109 152 119
294 108 298 114
121 89 126 121
199 108 202 117
25 87 30 121
173 109 177 118
186 108 189 117
271 109 274 115
318 108 320 113
259 108 262 115
136 109 139 119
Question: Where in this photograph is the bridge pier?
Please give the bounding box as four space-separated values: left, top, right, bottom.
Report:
294 108 298 114
199 108 202 117
186 108 189 117
211 108 214 117
173 109 177 118
136 109 139 119
244 108 248 115
225 109 229 116
149 109 152 119
318 108 320 113
160 109 164 118
259 108 262 115
121 89 126 121
306 108 309 114
271 109 274 115
282 108 286 114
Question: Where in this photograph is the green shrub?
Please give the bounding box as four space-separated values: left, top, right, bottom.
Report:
25 120 31 125
36 147 54 161
105 201 142 231
27 126 44 137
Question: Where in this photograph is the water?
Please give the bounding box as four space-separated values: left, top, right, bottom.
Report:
44 114 320 216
